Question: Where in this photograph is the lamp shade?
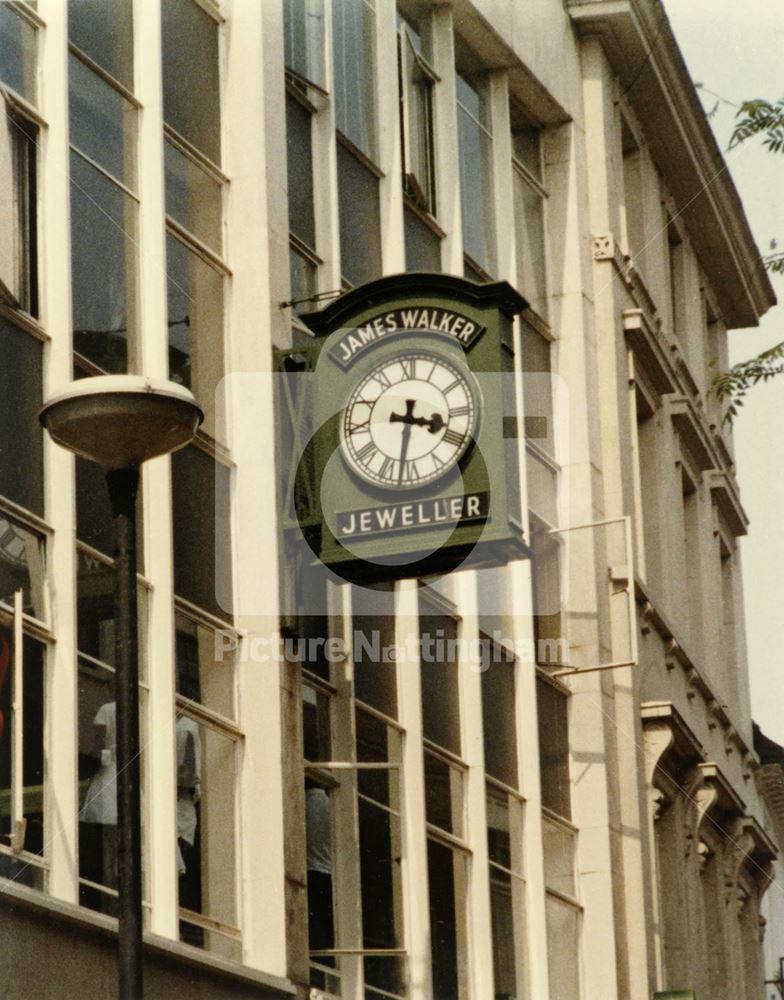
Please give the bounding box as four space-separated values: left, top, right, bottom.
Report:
40 375 204 470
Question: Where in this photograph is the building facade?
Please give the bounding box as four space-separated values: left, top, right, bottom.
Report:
0 0 778 998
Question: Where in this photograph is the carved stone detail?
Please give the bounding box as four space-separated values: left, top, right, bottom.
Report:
592 234 614 260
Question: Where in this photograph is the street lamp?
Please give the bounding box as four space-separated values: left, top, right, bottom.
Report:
40 375 203 1000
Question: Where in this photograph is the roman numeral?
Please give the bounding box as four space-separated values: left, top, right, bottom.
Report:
379 457 395 480
450 405 470 418
443 428 464 447
374 369 392 389
431 451 446 470
349 418 370 435
400 460 419 482
356 441 377 463
443 378 463 395
400 358 415 379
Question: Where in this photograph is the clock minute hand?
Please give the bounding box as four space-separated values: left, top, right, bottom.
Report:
390 400 445 434
390 400 417 484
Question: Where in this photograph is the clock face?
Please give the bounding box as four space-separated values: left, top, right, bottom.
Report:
340 352 479 490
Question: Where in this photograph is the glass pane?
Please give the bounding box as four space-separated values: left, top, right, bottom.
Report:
543 814 575 897
512 115 542 181
290 244 317 312
284 0 326 90
76 547 146 671
0 316 43 515
0 517 45 621
424 750 462 837
352 583 397 717
78 658 118 912
68 0 133 88
359 798 403 955
457 102 494 274
404 206 441 272
419 609 460 754
514 169 547 319
332 0 376 157
162 0 220 163
286 92 316 247
487 790 511 871
0 631 44 879
71 152 137 373
305 783 335 952
177 716 238 959
175 610 234 719
0 4 36 103
404 39 435 212
76 456 143 564
546 894 580 1000
165 232 224 439
490 878 517 1000
481 648 518 787
427 839 468 1000
537 677 571 819
69 54 136 187
302 683 331 761
171 446 233 620
337 142 381 286
165 140 222 251
526 448 558 526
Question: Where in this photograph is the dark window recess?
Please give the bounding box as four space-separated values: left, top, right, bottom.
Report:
337 142 381 287
352 583 397 718
419 611 460 755
75 457 143 561
161 0 220 163
537 676 571 819
0 314 43 514
286 92 316 248
68 0 133 88
427 839 462 1000
480 645 518 787
171 445 232 620
404 206 441 272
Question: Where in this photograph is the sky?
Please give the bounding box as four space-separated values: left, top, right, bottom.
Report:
663 1 784 743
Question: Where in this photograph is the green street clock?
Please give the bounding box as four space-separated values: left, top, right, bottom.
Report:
280 273 530 582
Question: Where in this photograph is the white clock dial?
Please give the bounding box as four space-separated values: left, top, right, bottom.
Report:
340 352 479 489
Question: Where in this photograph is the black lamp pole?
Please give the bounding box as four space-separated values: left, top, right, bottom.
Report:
107 467 143 1000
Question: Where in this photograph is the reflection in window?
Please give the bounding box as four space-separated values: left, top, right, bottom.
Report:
176 712 240 960
0 316 43 514
68 0 133 89
487 786 526 1000
165 232 224 436
0 630 45 888
480 643 518 787
0 3 36 103
76 545 146 672
1 100 38 315
286 89 320 309
284 0 326 89
352 584 397 718
546 893 580 1000
175 608 235 720
0 517 45 621
70 151 138 372
419 605 460 755
404 206 441 272
165 139 223 253
69 53 136 186
456 68 494 276
332 0 376 158
162 0 220 164
78 657 119 913
75 455 143 565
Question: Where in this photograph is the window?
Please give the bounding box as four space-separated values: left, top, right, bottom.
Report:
480 640 517 788
512 103 548 318
171 444 233 621
0 3 37 104
456 49 494 278
487 785 527 1000
620 116 644 274
1 99 37 316
332 0 376 159
69 10 138 374
0 618 45 889
284 0 326 91
286 87 320 310
337 140 382 287
0 315 43 516
667 218 684 341
537 675 570 819
162 0 225 438
68 0 133 89
175 606 241 958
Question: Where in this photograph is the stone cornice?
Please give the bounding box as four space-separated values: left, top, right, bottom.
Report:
568 0 776 328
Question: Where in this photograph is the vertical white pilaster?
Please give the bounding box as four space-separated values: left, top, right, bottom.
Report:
430 5 461 276
377 0 404 273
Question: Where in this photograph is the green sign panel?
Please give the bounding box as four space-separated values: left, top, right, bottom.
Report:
279 273 529 582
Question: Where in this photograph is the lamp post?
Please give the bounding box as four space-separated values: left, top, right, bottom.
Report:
40 376 203 1000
